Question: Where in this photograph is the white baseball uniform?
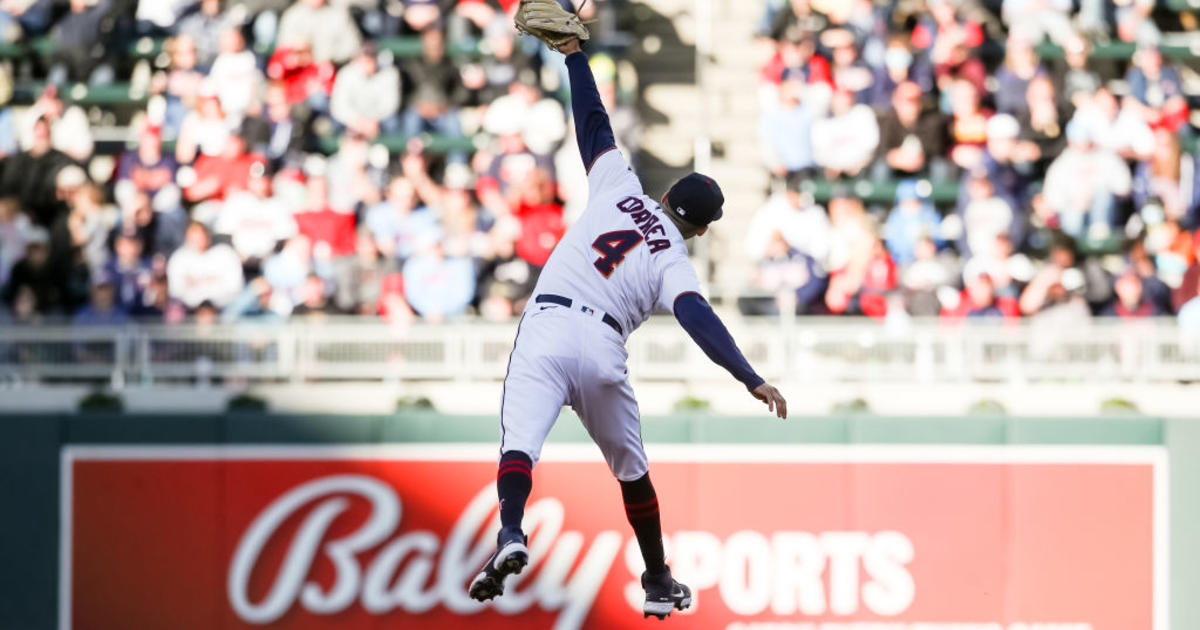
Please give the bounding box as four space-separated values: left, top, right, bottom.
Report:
499 148 702 481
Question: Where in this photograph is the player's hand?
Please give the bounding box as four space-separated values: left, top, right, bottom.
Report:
559 37 581 55
751 382 787 419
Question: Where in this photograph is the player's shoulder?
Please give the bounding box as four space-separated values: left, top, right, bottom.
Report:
587 148 643 191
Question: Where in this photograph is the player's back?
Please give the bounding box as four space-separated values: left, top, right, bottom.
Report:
528 150 699 336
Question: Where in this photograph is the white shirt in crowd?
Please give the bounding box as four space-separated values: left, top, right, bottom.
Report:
744 192 831 265
166 242 245 308
214 192 297 261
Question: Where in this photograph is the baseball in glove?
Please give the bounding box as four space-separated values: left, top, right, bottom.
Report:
514 0 591 53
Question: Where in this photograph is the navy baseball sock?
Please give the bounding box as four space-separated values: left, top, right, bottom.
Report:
497 450 533 532
620 473 667 575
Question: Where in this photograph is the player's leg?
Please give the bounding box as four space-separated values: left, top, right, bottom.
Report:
470 314 570 602
571 372 692 619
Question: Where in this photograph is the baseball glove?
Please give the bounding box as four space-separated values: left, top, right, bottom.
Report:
514 0 590 53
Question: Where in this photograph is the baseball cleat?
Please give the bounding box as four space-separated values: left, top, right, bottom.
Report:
468 527 529 602
641 567 692 620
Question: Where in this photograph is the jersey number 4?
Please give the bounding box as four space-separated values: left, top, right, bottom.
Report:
592 230 643 277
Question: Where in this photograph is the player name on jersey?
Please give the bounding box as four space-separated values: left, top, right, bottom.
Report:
617 196 671 253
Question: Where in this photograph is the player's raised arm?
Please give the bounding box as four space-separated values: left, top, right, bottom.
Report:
559 38 618 171
672 292 788 419
513 1 616 171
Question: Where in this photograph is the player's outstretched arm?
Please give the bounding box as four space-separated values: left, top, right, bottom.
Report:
559 37 618 172
673 292 788 419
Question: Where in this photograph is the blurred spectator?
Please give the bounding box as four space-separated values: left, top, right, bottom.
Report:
826 236 896 318
947 79 991 171
290 273 337 317
1015 76 1067 177
1001 0 1073 45
185 135 266 204
957 167 1017 259
56 183 110 280
962 233 1034 300
1173 236 1200 313
885 179 942 266
176 84 233 165
48 0 113 84
1178 273 1200 332
402 240 475 322
759 79 816 179
214 168 296 265
135 0 193 35
1125 40 1188 132
900 236 955 316
331 42 401 138
1061 33 1100 109
339 229 396 314
761 28 830 90
1127 238 1174 314
158 34 206 136
2 226 58 315
72 275 131 325
766 0 828 40
116 129 178 200
1133 129 1199 229
208 27 261 126
993 33 1047 115
511 168 564 268
1 117 72 228
265 41 335 107
1116 0 1160 45
874 80 946 179
1019 237 1087 316
166 221 244 309
1103 270 1159 317
822 28 873 103
104 228 152 315
23 85 93 163
867 35 925 107
811 87 878 179
941 272 1017 320
745 179 830 266
367 173 440 262
177 0 236 68
276 0 361 64
402 28 466 146
0 197 29 287
1042 120 1131 242
262 234 312 304
462 17 533 106
241 81 308 166
1072 86 1153 161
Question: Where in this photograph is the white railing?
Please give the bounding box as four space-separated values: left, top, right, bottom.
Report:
0 317 1198 387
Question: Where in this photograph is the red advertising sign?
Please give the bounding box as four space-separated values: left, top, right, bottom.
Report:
61 445 1167 630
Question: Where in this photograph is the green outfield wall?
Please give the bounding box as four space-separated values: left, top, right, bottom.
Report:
1 412 1195 629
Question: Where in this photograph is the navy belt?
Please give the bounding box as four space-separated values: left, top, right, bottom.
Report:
535 294 623 336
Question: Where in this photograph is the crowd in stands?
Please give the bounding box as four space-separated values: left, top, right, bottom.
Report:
0 0 641 326
747 0 1200 330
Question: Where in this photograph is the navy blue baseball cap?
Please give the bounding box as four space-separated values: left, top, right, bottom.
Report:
665 173 724 227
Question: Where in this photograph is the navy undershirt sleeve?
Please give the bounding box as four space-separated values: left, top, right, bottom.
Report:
565 51 617 170
673 292 765 391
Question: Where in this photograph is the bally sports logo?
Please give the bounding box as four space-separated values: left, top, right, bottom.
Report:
227 474 917 628
62 445 1166 630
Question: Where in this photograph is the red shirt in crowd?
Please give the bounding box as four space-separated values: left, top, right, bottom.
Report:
513 200 565 267
267 47 336 105
293 207 357 258
186 152 267 202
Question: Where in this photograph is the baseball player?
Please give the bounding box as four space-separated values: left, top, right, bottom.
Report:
469 4 788 620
